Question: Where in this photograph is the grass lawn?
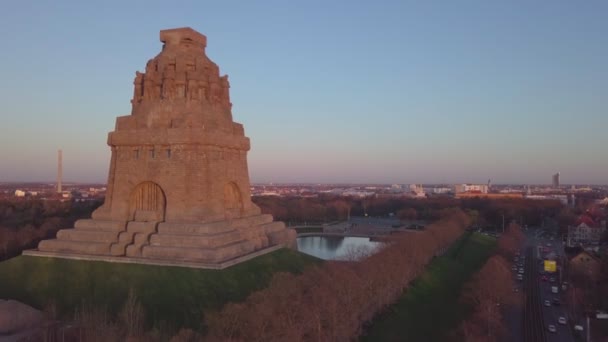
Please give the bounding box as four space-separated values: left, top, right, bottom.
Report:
361 232 497 342
0 248 321 332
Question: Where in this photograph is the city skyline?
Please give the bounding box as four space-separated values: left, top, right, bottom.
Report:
1 1 607 184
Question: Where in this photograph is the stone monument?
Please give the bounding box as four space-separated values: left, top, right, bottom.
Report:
30 27 296 267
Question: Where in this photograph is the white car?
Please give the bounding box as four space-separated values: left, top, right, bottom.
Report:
548 324 556 333
544 300 551 307
519 268 524 274
558 317 567 325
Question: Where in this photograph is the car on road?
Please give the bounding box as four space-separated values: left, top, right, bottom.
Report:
544 300 551 307
512 265 518 271
552 298 561 306
558 316 567 325
541 275 548 281
517 274 523 281
550 277 555 282
548 324 557 333
519 268 524 274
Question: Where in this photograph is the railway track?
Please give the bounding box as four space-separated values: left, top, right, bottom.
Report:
523 246 547 342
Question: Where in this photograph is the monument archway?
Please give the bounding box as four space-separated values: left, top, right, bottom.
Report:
224 182 243 219
129 181 166 222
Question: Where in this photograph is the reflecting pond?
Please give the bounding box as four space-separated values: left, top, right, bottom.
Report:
296 236 383 260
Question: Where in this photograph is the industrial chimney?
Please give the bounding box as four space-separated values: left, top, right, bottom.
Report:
57 149 62 193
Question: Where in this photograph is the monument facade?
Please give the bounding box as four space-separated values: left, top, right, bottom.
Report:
32 27 296 266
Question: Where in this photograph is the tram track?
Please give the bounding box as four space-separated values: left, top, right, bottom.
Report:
523 246 547 342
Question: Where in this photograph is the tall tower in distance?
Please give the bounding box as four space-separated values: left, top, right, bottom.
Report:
57 149 62 193
552 172 560 188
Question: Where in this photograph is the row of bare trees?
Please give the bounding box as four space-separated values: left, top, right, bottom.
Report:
0 218 64 259
204 209 470 341
453 223 524 342
0 198 101 261
253 195 564 229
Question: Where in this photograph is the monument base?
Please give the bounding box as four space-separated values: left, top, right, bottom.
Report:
33 214 296 267
23 245 284 270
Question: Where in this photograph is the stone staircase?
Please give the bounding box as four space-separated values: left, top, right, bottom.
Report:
37 220 125 256
36 214 296 264
110 221 158 257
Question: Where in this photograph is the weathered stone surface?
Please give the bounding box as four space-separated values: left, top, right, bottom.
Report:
0 300 44 334
74 219 126 231
34 27 295 266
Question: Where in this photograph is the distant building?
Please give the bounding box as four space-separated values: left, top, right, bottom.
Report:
456 192 523 199
343 190 375 198
432 187 452 194
552 172 560 188
14 190 26 197
567 212 606 247
525 194 568 205
409 184 426 198
454 184 489 194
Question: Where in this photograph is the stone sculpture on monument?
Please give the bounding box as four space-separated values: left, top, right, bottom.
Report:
28 27 296 267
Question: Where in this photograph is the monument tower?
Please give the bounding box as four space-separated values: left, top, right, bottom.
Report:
32 28 296 266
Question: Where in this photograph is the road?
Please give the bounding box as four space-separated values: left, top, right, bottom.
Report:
524 229 575 342
523 244 547 342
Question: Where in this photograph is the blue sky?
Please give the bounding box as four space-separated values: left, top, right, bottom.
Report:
0 1 606 184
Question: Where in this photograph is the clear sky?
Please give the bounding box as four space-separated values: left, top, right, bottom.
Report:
0 1 606 185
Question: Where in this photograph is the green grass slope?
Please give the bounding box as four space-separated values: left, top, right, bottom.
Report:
361 232 497 342
0 248 321 331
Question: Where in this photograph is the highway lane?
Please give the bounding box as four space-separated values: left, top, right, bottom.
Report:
523 244 547 342
531 232 575 342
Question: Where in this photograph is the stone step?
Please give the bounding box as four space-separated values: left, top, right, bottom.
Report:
157 214 273 235
125 232 155 257
142 240 255 263
148 230 242 248
74 219 126 232
125 221 158 233
157 221 233 235
230 214 274 228
56 229 120 243
259 221 286 234
118 231 135 243
38 239 111 255
110 242 129 256
134 232 150 245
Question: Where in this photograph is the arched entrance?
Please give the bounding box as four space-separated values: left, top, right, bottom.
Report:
129 181 166 222
224 182 243 219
